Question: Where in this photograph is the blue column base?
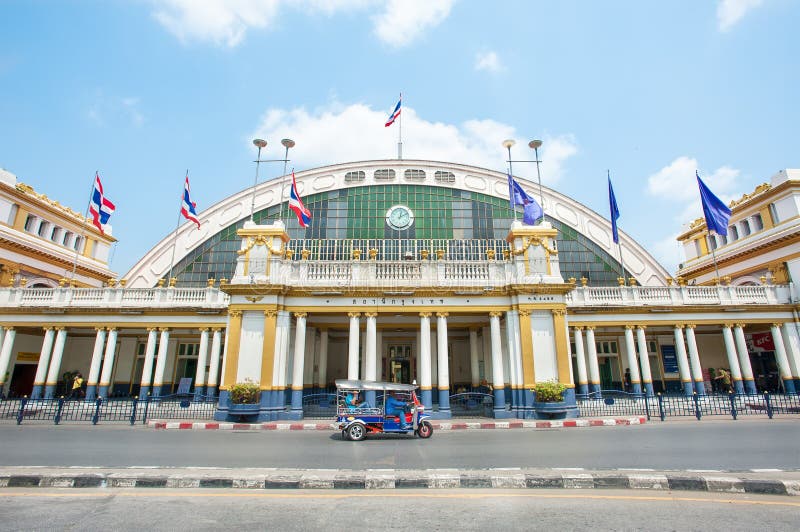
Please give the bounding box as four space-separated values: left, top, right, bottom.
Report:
151 386 162 398
30 385 43 399
588 383 601 396
576 383 589 396
631 382 642 395
85 385 97 401
207 386 217 399
743 379 757 394
794 378 800 389
138 385 149 399
682 381 694 396
290 388 303 418
782 378 796 394
213 390 230 421
438 389 450 414
694 381 706 395
733 380 744 394
493 388 506 417
643 382 654 397
420 389 433 411
44 385 56 399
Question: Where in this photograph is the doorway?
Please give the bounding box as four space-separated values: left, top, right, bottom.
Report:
10 364 37 398
387 344 411 383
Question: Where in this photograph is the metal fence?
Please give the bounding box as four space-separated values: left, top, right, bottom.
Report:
449 393 495 417
302 393 337 419
577 391 800 421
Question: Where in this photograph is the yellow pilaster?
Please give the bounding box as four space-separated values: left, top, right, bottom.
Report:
697 235 709 256
82 238 95 258
552 307 571 385
260 309 278 391
220 310 243 390
518 309 535 387
761 206 775 229
12 208 27 230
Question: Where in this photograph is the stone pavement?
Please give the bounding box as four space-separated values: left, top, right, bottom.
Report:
1 466 797 495
148 416 647 430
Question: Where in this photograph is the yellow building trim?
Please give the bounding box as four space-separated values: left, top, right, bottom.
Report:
697 236 709 256
551 308 571 385
220 310 243 389
12 207 27 231
518 310 535 387
83 238 95 259
566 318 788 328
260 309 278 391
760 206 775 230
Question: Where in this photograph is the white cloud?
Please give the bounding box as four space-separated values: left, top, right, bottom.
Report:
87 93 145 128
717 0 765 32
251 101 577 184
372 0 455 48
474 51 503 73
151 0 454 48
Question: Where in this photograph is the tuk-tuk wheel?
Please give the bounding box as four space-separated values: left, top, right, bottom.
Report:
417 420 433 439
347 423 366 441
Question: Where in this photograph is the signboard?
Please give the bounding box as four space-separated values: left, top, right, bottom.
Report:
661 345 679 374
176 377 193 395
750 332 775 351
15 352 40 363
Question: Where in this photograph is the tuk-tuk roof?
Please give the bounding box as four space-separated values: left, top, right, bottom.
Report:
335 379 418 392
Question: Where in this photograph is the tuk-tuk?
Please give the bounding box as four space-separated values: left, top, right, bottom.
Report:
335 379 433 441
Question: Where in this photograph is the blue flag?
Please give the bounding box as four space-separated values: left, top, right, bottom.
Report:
508 173 543 224
696 171 731 236
608 174 620 244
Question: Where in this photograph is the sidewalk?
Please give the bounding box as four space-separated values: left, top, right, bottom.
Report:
148 416 647 431
1 466 797 495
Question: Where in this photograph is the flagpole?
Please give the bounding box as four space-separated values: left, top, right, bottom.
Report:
397 92 403 160
503 140 517 222
277 139 296 224
69 172 100 286
708 232 722 283
166 170 188 284
608 170 627 281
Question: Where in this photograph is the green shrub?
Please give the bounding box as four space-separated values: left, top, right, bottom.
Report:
532 380 567 403
229 379 260 404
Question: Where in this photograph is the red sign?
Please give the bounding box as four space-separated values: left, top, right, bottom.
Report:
751 332 775 351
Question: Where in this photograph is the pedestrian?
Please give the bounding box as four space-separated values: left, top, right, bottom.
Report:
715 368 731 393
624 368 632 392
70 372 84 399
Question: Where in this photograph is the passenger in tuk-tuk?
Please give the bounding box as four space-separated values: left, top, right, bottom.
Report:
385 392 411 429
345 391 368 411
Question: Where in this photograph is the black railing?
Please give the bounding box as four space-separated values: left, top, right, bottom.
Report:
449 392 494 417
302 393 337 419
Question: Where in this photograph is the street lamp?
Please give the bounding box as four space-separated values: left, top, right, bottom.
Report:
502 139 517 221
528 139 544 219
279 138 296 222
249 139 267 222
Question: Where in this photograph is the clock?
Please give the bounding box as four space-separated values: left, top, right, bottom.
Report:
386 205 414 230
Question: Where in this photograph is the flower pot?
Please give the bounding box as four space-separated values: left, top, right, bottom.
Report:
533 401 569 420
227 402 261 421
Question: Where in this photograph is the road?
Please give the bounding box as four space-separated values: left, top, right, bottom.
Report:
0 418 797 470
1 489 798 531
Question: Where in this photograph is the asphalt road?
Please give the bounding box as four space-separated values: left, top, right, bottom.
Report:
0 418 798 471
1 489 798 531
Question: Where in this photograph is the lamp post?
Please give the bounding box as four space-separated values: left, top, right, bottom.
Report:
249 139 267 222
279 138 296 222
502 139 517 221
529 139 544 221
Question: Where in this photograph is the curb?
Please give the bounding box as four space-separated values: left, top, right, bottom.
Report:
0 468 796 495
148 416 647 431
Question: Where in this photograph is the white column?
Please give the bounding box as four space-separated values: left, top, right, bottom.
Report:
469 328 480 387
139 328 158 392
721 324 743 379
781 322 800 379
684 325 705 393
194 328 210 392
45 328 68 395
770 324 794 384
635 326 654 394
0 327 17 389
207 328 223 390
86 328 107 393
489 312 505 389
673 325 693 395
419 312 432 404
511 311 523 392
572 327 588 392
98 327 117 395
152 328 170 394
318 329 329 388
33 327 56 390
360 330 367 380
585 327 601 390
504 312 517 393
291 313 307 392
347 312 360 380
481 326 492 383
436 312 450 392
733 324 754 380
623 326 642 393
365 313 377 381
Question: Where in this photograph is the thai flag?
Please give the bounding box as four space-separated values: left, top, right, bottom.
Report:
289 171 311 228
385 95 401 127
180 175 201 229
89 173 115 234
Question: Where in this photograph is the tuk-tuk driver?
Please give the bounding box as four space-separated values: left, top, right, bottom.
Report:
386 392 411 429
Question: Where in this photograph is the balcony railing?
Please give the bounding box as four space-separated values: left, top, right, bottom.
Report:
0 286 229 309
565 283 789 307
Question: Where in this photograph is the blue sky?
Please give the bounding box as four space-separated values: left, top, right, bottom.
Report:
1 0 797 276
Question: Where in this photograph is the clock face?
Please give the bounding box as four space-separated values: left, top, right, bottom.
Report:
386 205 414 230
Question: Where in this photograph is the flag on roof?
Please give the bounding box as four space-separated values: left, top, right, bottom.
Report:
89 172 115 234
608 174 620 244
697 171 731 236
289 171 311 228
385 95 401 127
180 174 200 229
508 173 543 224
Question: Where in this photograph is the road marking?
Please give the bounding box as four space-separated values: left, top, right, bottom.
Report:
1 492 798 507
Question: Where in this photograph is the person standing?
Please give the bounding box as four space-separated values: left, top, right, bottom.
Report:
70 372 84 399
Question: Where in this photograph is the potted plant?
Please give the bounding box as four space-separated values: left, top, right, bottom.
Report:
531 380 568 419
227 379 261 419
